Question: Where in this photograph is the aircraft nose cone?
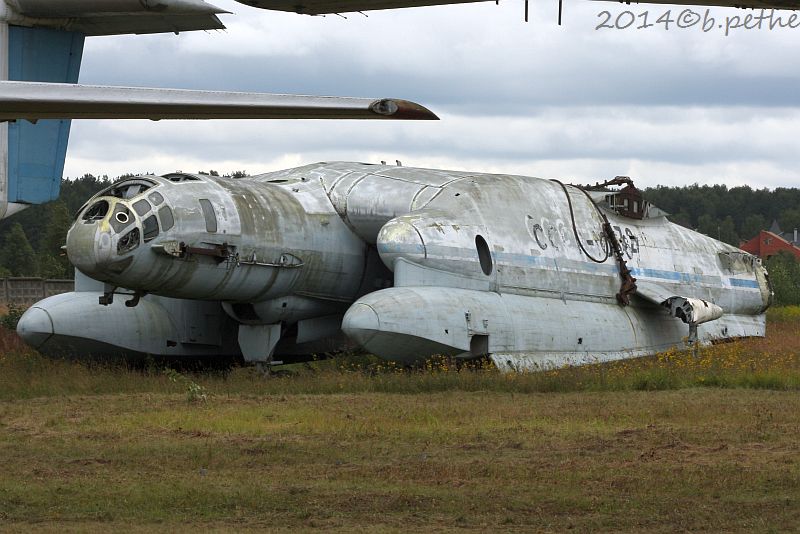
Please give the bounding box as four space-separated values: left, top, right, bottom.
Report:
17 306 54 349
342 303 380 346
66 223 113 277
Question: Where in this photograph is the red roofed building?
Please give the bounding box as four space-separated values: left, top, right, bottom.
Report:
740 230 800 261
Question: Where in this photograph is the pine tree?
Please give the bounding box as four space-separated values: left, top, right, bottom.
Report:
741 214 766 241
765 251 800 306
38 201 72 278
0 223 38 276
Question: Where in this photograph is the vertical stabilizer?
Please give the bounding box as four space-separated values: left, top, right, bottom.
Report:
4 25 84 213
0 21 8 218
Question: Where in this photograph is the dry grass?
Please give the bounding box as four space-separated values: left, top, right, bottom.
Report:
1 391 798 532
1 308 800 531
5 309 800 399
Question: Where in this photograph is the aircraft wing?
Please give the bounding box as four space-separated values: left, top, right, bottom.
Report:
595 0 800 8
635 280 675 305
236 0 487 14
0 81 438 120
9 0 228 35
236 0 800 13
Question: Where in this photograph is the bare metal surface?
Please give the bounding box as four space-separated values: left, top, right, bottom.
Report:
235 0 800 15
235 0 489 14
0 82 439 121
664 296 724 325
18 162 770 370
3 0 227 35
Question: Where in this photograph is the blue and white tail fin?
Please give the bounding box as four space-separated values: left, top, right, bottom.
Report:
1 24 84 217
0 0 227 219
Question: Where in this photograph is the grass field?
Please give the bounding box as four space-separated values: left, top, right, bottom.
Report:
1 308 800 531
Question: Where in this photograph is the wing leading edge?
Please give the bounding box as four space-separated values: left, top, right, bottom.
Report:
236 0 800 14
0 81 439 120
236 0 488 14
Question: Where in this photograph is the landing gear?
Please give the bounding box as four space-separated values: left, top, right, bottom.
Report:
98 285 146 307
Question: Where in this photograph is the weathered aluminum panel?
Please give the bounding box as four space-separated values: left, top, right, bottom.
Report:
16 291 240 358
48 161 771 368
67 171 370 304
237 0 484 14
343 286 766 368
236 0 800 16
321 163 472 243
0 82 438 121
373 169 767 316
238 323 280 362
4 0 227 35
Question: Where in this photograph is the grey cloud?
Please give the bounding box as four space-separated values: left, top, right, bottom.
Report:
77 3 800 112
64 107 800 184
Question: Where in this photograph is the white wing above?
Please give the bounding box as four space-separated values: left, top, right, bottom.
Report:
4 0 227 35
237 0 800 14
0 81 439 120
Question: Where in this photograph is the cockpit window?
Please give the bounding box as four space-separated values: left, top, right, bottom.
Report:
82 200 109 222
98 178 156 200
162 173 201 183
158 206 175 232
143 215 160 241
117 228 140 254
110 204 133 233
149 191 165 206
199 199 218 233
133 199 151 216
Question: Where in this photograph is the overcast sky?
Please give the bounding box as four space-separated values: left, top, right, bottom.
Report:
64 0 800 189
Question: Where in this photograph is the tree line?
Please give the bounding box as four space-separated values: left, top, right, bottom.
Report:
0 177 797 304
643 183 800 246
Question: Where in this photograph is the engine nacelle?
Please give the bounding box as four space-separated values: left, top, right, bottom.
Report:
663 296 724 325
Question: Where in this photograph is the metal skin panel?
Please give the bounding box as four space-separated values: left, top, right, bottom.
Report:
7 26 84 205
16 291 240 358
375 173 768 316
17 282 351 362
235 0 800 14
3 0 227 35
20 162 771 370
342 287 765 370
236 0 487 14
322 162 469 243
66 172 369 304
0 82 439 121
238 323 281 362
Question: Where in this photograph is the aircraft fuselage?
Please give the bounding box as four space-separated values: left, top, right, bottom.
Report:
18 162 771 370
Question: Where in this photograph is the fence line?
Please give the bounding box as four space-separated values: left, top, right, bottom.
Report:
0 278 74 307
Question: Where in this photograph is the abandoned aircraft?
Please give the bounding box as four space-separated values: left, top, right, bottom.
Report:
1 0 774 370
16 165 771 370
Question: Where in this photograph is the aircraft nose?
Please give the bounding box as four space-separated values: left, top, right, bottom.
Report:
17 306 54 349
66 221 114 277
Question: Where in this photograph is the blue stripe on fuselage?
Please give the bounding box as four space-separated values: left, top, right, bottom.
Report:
378 242 760 290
